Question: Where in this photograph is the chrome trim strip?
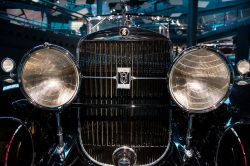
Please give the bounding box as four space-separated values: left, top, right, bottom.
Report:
81 76 117 79
81 75 167 80
131 76 167 80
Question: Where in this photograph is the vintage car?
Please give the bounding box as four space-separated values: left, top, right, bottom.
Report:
0 15 250 166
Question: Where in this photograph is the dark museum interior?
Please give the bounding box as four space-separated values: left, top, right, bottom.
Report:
0 0 250 165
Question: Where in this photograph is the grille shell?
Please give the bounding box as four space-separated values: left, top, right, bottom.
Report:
77 27 172 165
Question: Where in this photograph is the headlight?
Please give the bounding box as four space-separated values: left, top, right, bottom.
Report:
236 59 250 75
1 58 15 73
169 46 233 113
19 43 80 109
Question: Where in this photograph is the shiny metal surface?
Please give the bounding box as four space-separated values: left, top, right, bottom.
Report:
236 59 250 75
77 27 172 165
77 28 172 105
216 123 250 166
169 47 232 113
19 44 80 109
0 117 34 166
87 15 170 34
112 146 137 166
79 108 172 166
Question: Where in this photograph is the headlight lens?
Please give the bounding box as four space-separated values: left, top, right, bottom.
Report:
1 58 15 73
19 44 80 109
236 59 250 75
169 47 232 113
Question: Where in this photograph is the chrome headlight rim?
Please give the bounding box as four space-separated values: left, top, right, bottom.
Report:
168 46 234 113
18 43 81 110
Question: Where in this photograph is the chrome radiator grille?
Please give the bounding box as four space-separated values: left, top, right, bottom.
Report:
78 40 170 105
78 28 171 165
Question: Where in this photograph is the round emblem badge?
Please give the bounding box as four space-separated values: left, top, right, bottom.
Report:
119 27 129 37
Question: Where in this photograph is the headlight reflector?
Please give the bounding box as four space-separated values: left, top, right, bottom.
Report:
19 44 80 109
169 47 232 113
